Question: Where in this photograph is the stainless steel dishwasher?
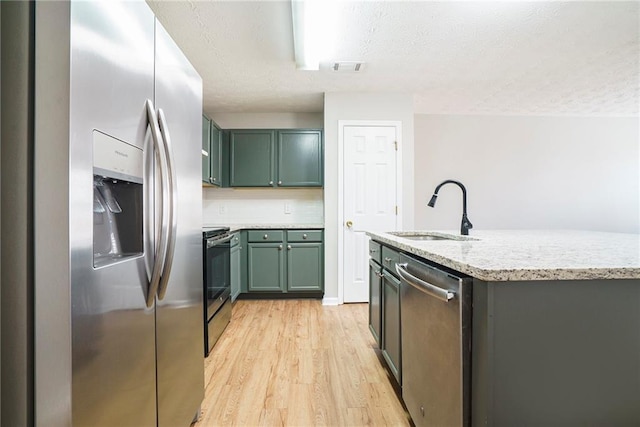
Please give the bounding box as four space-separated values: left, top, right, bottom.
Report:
395 253 472 427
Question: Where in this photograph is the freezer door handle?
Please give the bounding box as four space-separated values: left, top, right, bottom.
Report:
156 108 178 300
395 262 455 302
145 100 169 307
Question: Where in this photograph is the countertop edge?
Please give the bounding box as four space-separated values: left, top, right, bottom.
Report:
204 224 325 233
367 230 640 282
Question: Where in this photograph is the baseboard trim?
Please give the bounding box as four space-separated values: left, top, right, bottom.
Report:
322 297 340 306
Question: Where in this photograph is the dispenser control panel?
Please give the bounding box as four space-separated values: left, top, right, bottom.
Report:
93 130 143 183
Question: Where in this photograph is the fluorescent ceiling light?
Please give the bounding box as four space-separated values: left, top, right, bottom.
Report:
291 0 337 70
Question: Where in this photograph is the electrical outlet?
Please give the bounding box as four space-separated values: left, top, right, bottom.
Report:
219 205 227 214
284 202 291 214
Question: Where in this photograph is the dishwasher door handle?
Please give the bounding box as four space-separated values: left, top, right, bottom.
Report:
395 263 455 302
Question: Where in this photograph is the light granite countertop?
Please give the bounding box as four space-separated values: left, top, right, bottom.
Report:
366 229 640 282
204 224 324 233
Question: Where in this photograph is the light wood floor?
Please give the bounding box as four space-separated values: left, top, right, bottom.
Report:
194 299 411 426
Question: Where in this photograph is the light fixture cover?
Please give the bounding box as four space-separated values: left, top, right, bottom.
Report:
291 0 338 71
291 1 318 70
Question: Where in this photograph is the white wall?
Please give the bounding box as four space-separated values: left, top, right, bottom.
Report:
203 188 323 225
414 115 640 233
324 92 415 303
202 112 325 225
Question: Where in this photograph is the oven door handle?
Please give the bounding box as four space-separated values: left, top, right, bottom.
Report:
207 234 233 248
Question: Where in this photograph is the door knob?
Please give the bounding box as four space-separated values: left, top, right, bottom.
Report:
346 220 353 228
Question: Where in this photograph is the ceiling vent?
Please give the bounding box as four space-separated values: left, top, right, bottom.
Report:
332 62 365 72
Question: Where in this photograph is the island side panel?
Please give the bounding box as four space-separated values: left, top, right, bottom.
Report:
474 278 640 426
471 279 491 427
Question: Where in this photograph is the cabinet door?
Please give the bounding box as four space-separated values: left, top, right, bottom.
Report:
382 271 402 384
209 124 222 186
229 130 275 187
277 130 323 187
202 116 211 183
230 233 242 301
247 243 284 291
287 242 323 292
369 259 382 347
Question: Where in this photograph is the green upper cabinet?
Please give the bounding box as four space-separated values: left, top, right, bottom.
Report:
229 130 276 187
202 115 211 184
227 129 323 188
277 130 323 187
209 123 222 186
202 115 223 186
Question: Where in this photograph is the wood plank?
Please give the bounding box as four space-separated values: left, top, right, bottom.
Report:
193 300 410 426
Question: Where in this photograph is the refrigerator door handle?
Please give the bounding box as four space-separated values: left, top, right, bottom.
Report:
145 100 170 307
156 108 178 300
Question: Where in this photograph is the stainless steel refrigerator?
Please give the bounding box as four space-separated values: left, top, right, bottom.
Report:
1 1 204 425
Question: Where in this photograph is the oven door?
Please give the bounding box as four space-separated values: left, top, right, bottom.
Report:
204 234 232 321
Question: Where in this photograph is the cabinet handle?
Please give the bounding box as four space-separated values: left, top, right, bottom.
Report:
212 177 217 182
269 180 274 185
369 249 377 253
278 244 283 250
287 245 292 250
302 233 308 239
263 234 268 239
278 180 282 185
384 257 392 263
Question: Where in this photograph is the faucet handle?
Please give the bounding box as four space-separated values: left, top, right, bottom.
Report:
461 213 473 235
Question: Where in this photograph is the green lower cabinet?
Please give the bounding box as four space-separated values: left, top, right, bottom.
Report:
287 242 323 292
230 233 242 301
368 258 382 347
247 242 285 291
244 229 324 295
382 269 401 385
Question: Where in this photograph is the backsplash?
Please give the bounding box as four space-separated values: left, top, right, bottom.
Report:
203 187 324 226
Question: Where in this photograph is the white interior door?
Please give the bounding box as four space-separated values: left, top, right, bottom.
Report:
343 125 399 303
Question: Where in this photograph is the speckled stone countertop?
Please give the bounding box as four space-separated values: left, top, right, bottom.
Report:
204 224 324 233
366 230 640 282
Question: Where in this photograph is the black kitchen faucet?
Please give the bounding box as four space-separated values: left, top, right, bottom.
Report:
427 179 473 235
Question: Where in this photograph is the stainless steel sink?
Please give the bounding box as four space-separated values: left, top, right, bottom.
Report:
388 231 475 241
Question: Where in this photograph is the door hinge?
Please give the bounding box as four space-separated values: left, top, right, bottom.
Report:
395 206 398 215
394 141 398 151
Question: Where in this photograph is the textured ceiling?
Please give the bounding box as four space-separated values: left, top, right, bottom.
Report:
147 1 639 116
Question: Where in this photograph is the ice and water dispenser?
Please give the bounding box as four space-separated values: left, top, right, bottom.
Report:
93 131 144 268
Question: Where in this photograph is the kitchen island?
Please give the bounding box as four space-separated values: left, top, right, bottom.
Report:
366 229 640 427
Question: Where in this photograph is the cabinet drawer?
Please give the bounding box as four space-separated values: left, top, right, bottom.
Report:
287 230 322 242
369 240 382 263
247 230 284 242
382 246 401 272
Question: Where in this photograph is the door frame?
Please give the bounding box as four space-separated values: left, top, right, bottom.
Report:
338 120 403 304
